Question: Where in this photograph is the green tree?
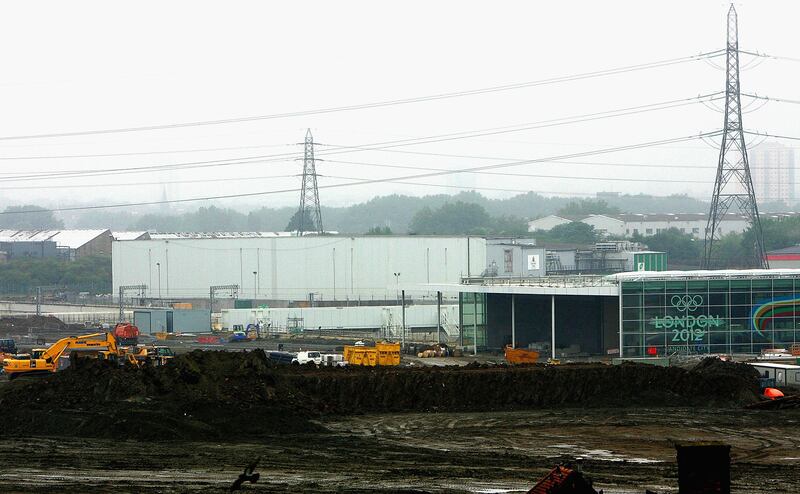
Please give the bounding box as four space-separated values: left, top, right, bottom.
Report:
0 205 64 229
365 226 393 235
635 228 701 268
285 209 316 232
408 202 492 234
537 222 597 244
557 199 620 217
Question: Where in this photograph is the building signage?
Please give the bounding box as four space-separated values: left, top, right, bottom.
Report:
527 254 540 271
751 296 800 337
651 295 722 342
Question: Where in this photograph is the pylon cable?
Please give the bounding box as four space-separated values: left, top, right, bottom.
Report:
0 132 718 215
0 50 725 142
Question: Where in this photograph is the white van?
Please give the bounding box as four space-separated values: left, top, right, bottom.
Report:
292 351 322 365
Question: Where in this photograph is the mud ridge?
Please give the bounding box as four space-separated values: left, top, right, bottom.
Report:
0 351 761 440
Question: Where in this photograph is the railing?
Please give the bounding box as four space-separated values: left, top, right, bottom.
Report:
460 275 617 288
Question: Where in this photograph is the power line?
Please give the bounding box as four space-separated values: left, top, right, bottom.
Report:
739 49 800 63
0 51 724 142
0 173 299 190
323 174 597 196
744 130 800 142
0 93 720 182
0 153 302 183
316 92 723 155
741 93 800 105
0 143 292 161
0 132 718 214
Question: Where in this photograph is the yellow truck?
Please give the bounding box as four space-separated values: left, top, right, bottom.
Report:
343 342 401 367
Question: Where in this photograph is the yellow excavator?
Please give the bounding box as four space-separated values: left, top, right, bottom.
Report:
2 332 120 380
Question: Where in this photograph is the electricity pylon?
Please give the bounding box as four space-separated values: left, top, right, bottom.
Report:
297 129 323 235
703 5 768 269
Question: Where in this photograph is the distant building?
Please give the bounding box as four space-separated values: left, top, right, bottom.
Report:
527 215 573 232
0 240 58 259
750 142 795 204
0 229 112 260
529 212 800 239
766 245 800 269
111 231 150 241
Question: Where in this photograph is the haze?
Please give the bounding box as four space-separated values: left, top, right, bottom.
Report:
0 0 797 213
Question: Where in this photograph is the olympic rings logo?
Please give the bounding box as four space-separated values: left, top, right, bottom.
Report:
671 295 703 312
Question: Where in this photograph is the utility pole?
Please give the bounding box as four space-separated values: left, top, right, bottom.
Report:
703 5 768 269
297 129 323 235
118 284 147 323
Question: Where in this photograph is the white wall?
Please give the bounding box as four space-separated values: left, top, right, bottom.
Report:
581 215 625 237
113 236 486 301
527 215 571 232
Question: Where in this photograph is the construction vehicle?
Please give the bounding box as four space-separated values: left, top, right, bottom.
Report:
2 332 120 380
123 344 176 367
0 338 18 364
113 323 140 346
343 342 400 367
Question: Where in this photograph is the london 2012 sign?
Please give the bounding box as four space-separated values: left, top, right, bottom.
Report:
651 295 722 343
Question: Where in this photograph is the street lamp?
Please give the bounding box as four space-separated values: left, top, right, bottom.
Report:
156 262 162 300
252 271 258 299
393 272 401 304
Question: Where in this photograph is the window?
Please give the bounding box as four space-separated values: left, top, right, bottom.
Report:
692 228 699 234
633 229 639 235
504 249 513 273
626 229 630 235
646 228 653 235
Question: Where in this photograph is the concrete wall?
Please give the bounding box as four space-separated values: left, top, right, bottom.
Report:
113 236 487 302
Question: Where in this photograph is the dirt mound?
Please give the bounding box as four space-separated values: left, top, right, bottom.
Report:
0 315 68 331
0 350 317 440
289 360 762 413
0 354 761 441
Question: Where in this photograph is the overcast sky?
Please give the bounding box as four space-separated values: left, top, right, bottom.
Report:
0 0 797 213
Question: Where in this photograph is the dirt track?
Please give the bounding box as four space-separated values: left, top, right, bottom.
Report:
0 408 799 493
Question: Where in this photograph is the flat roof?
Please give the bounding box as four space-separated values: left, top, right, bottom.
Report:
748 362 800 370
419 269 800 296
607 269 800 281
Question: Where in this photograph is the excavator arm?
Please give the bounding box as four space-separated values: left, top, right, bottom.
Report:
2 332 119 378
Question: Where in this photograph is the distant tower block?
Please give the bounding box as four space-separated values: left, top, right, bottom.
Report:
297 129 323 235
703 5 767 268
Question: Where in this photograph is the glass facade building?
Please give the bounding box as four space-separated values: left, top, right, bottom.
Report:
459 292 487 348
621 274 800 357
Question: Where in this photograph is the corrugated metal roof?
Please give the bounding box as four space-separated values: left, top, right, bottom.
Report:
0 229 109 249
148 232 295 239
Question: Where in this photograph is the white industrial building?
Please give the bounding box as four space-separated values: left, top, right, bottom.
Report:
113 235 487 302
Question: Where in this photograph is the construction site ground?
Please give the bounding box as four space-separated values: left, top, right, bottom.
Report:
0 346 798 493
0 408 798 493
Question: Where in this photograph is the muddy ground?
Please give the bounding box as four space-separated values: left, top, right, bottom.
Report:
0 408 799 493
0 351 794 492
